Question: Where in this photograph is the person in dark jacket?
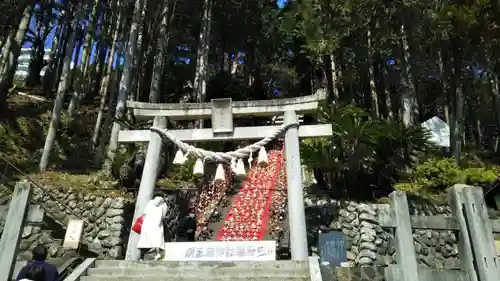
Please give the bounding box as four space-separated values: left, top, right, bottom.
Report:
17 245 59 281
176 213 196 242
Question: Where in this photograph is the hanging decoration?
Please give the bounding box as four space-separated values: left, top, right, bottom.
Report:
248 154 253 169
214 164 226 184
230 157 237 172
258 147 268 167
169 145 269 183
172 149 186 165
193 159 204 177
150 121 300 184
235 158 246 178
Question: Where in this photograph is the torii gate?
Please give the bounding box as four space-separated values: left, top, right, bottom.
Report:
120 93 332 261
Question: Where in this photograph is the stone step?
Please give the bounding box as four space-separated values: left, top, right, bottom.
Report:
81 277 310 281
94 260 309 270
87 267 309 278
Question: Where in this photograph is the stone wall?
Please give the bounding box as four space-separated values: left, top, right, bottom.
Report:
305 196 461 269
0 186 132 260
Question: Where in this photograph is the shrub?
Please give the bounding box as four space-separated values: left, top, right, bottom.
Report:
395 157 500 196
166 157 197 183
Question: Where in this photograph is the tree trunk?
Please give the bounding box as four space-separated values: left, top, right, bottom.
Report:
437 43 452 126
89 7 112 99
192 0 213 128
42 15 63 96
54 23 70 90
69 31 83 89
382 65 394 119
25 15 45 87
321 55 337 102
67 0 101 117
149 0 172 103
129 0 146 102
0 1 31 71
103 0 145 175
0 3 33 114
451 38 466 166
93 0 124 164
39 9 82 172
399 23 419 126
367 29 379 118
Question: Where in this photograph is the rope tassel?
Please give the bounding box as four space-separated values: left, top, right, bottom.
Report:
230 157 237 172
235 158 246 179
193 159 204 177
214 164 225 184
258 147 268 167
172 149 186 165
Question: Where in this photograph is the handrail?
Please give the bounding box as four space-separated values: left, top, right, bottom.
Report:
63 258 96 281
0 155 89 224
58 257 81 280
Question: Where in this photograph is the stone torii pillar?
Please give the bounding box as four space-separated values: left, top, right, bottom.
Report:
283 110 308 259
120 93 331 261
124 117 166 260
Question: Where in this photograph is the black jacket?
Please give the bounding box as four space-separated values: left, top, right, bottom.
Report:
17 261 59 281
177 216 196 240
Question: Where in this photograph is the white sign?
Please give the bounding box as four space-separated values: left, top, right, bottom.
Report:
63 219 84 249
163 241 276 261
211 98 233 134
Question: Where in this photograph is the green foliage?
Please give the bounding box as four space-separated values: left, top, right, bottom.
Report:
159 158 197 188
395 158 500 196
167 157 196 182
301 103 433 193
301 138 338 171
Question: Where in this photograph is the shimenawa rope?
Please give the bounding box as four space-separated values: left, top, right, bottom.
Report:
150 122 299 163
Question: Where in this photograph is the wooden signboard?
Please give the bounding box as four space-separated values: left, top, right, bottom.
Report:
63 219 84 249
318 231 347 266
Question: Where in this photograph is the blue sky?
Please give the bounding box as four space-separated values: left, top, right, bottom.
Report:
277 0 288 9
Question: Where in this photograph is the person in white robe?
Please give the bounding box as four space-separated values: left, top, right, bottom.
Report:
137 196 168 260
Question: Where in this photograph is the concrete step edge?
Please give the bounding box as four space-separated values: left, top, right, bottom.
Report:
94 261 309 269
81 277 309 281
87 269 309 277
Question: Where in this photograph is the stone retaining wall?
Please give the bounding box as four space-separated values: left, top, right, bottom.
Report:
305 197 461 269
0 186 132 260
0 181 478 267
0 184 200 261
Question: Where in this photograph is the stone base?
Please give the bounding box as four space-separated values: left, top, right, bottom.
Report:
320 266 385 281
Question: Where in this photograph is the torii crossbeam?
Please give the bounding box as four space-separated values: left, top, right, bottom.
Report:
121 93 332 261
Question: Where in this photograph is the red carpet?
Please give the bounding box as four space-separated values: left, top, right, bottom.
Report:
216 146 284 241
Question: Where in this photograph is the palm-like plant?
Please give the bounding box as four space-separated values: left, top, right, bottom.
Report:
374 119 434 184
301 103 433 197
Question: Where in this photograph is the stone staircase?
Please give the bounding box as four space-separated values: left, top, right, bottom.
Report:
80 260 311 281
216 148 284 241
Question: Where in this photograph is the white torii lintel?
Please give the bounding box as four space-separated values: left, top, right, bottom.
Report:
126 92 326 120
118 124 333 143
